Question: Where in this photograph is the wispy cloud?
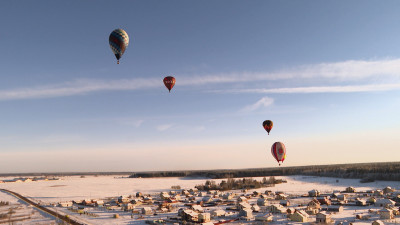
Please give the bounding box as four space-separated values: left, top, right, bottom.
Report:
241 97 274 112
157 124 174 131
231 83 400 94
0 59 399 100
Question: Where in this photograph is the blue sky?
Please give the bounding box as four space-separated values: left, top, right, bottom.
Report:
0 1 399 172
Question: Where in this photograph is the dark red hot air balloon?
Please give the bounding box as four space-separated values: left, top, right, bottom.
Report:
163 76 176 92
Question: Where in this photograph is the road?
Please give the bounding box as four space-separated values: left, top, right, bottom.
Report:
0 188 86 225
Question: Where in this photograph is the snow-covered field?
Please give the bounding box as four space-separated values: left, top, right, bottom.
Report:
1 175 399 203
0 175 399 225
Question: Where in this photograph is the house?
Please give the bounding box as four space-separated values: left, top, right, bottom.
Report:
317 196 331 205
275 193 288 200
290 210 309 222
181 210 198 222
379 208 394 220
237 202 252 210
211 209 226 217
223 193 234 200
136 192 143 197
239 208 253 219
93 200 104 207
337 194 347 202
202 196 212 203
160 192 170 200
122 203 135 211
142 207 153 215
118 196 130 203
308 199 322 209
368 197 377 204
345 187 356 193
316 212 333 223
374 190 384 196
267 204 286 214
309 189 320 197
372 220 385 225
383 187 395 194
58 202 73 207
306 206 320 215
326 206 344 212
375 199 395 207
251 204 260 212
191 204 204 213
257 198 268 206
255 213 273 222
237 196 248 203
355 199 367 206
198 213 211 223
280 199 290 206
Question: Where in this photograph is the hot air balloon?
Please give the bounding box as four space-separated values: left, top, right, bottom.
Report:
262 120 273 135
163 76 176 92
271 142 286 166
109 29 129 64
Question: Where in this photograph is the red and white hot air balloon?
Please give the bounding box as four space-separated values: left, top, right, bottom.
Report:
271 142 286 166
163 76 176 93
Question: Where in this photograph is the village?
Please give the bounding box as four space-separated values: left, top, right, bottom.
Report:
43 178 400 225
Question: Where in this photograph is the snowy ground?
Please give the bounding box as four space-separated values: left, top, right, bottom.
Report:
0 175 399 224
0 190 58 224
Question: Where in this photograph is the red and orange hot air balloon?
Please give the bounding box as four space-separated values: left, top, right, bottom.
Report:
262 120 273 135
163 76 176 92
271 142 286 166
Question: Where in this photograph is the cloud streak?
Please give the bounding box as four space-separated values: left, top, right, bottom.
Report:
0 59 400 100
229 83 400 94
241 97 274 112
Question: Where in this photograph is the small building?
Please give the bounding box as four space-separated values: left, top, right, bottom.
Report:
267 204 286 214
379 208 393 220
142 207 153 215
239 208 253 219
191 204 204 213
345 187 356 193
280 199 290 206
255 213 273 222
374 190 384 196
118 196 130 203
317 196 331 205
308 199 322 209
355 199 367 206
237 202 252 210
211 209 226 217
383 187 395 194
251 204 260 212
367 197 377 204
58 202 73 207
337 194 347 202
160 192 170 200
257 198 269 206
237 196 248 203
290 210 309 222
372 220 385 225
306 206 320 215
326 205 343 212
275 193 288 200
375 199 395 207
198 213 211 223
316 212 333 223
223 193 234 200
122 203 135 211
182 210 198 222
309 189 320 197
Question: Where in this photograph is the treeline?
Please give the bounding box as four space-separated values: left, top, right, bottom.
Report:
195 177 286 191
129 161 400 181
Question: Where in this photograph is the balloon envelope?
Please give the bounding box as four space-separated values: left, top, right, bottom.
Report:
263 120 273 135
271 142 286 166
109 29 129 64
163 76 176 92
